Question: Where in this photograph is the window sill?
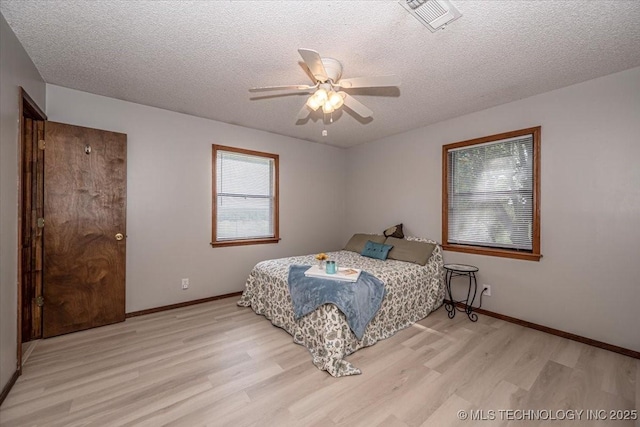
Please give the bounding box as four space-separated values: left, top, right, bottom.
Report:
210 237 280 248
442 244 542 261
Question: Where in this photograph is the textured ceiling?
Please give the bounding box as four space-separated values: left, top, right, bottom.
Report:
2 1 640 148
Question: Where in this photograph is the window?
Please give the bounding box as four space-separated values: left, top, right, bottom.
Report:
442 127 541 261
212 145 279 247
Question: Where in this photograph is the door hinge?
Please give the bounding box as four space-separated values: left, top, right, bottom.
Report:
35 296 44 307
38 139 46 150
37 217 45 228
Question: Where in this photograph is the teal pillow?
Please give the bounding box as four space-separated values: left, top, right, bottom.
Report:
344 233 386 253
361 240 393 260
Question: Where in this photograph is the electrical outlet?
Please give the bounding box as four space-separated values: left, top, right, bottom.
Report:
181 278 189 290
482 284 491 297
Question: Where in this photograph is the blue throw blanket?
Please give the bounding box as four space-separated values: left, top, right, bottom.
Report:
287 265 385 340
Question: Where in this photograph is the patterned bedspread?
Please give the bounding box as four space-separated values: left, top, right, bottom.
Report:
237 238 445 376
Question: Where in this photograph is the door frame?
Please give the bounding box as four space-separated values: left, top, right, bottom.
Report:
17 87 47 373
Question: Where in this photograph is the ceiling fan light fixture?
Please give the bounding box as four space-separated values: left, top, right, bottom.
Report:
322 102 335 114
306 95 322 111
307 87 337 112
314 88 328 103
327 91 344 109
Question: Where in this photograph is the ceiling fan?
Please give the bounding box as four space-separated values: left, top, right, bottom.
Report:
249 49 401 120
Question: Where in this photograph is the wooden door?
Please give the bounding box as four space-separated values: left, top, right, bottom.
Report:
43 122 127 338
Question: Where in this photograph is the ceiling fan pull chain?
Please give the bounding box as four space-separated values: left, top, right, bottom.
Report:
322 112 328 137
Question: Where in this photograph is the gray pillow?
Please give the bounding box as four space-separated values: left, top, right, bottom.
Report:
344 233 386 253
385 237 436 266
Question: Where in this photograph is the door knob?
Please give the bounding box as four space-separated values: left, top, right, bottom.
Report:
115 233 124 241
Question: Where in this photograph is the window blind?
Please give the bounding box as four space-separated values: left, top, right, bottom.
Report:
447 135 534 251
216 151 275 241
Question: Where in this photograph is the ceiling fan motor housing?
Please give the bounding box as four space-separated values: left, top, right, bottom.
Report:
320 57 343 83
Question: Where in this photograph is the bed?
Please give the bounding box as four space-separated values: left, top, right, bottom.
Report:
237 236 445 376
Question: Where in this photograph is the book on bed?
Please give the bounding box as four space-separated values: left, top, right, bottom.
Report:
304 265 362 282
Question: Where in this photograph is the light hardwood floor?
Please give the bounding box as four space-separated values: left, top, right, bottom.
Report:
1 297 637 426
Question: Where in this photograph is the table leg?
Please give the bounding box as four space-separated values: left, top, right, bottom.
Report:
465 272 478 322
444 269 455 319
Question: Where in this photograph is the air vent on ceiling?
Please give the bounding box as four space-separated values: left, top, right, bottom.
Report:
400 0 462 32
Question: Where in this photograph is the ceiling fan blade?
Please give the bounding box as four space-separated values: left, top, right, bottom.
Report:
249 84 316 93
341 93 373 118
337 75 401 89
296 104 311 120
298 48 328 82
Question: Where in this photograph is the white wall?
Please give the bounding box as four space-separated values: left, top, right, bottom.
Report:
346 67 640 352
46 85 347 313
0 13 46 392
